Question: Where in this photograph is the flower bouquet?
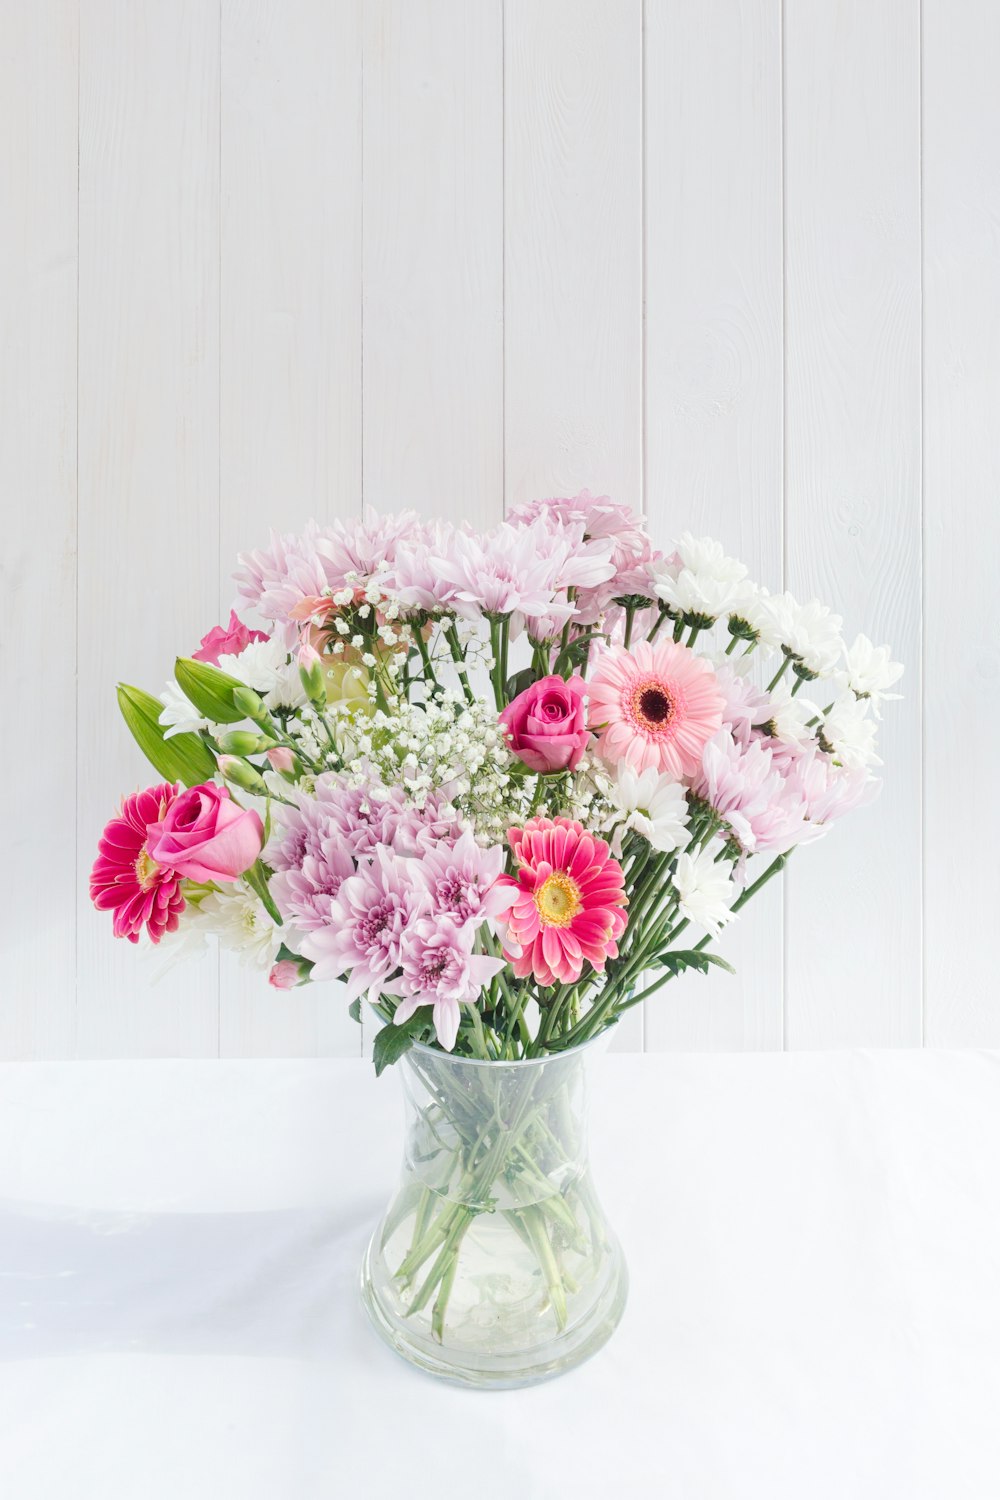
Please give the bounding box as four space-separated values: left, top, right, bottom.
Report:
91 493 900 1386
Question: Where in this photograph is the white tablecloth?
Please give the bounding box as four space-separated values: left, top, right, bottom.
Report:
1 1051 998 1499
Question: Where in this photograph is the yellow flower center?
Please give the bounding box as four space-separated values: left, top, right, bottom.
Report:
534 872 583 928
134 846 160 892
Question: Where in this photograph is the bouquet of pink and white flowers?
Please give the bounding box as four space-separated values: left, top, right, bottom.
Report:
91 493 901 1072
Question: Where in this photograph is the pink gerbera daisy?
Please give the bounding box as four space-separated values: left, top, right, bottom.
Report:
587 639 724 779
500 817 628 987
90 783 187 944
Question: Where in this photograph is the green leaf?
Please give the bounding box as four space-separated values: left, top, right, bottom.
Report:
117 684 218 786
552 631 605 678
373 1008 431 1077
701 951 737 975
348 997 362 1025
243 859 283 926
175 657 248 724
652 948 736 979
504 666 537 702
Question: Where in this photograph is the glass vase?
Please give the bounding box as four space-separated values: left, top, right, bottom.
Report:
360 1035 628 1389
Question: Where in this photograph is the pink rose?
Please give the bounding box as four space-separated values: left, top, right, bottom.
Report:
147 783 263 884
268 959 301 990
500 674 590 774
192 610 268 666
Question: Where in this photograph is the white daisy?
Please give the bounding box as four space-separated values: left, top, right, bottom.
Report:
187 885 282 969
820 691 881 770
218 636 308 713
765 680 820 747
608 766 689 854
650 534 750 623
843 634 903 713
672 844 737 938
724 583 782 648
763 591 843 677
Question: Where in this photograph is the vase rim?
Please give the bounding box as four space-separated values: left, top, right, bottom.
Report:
408 1025 614 1070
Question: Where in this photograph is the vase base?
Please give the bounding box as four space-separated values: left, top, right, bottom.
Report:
359 1231 629 1391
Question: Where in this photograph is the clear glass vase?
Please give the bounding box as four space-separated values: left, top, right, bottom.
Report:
360 1036 628 1389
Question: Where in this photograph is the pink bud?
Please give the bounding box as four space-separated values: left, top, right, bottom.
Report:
266 746 295 773
297 639 321 669
268 959 300 991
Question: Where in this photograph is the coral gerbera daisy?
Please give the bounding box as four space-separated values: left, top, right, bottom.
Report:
500 817 628 987
90 783 187 943
587 639 724 779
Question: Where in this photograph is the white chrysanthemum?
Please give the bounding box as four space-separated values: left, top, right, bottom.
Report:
189 885 282 969
820 692 881 771
651 534 750 621
672 844 737 938
218 637 308 712
763 592 843 677
726 584 784 648
766 681 820 747
159 680 211 739
843 634 903 713
608 766 689 853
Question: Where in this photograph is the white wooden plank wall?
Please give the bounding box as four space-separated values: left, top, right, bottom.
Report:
783 0 923 1047
1 0 996 1057
643 0 783 1051
218 0 362 1056
923 0 1000 1045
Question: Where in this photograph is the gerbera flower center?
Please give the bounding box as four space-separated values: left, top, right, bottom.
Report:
534 872 583 928
635 683 674 729
134 846 160 892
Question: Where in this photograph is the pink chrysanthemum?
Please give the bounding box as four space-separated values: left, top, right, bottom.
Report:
499 817 628 987
587 639 724 779
90 783 186 944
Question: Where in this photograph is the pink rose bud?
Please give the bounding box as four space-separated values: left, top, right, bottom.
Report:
499 674 591 774
146 783 264 884
266 746 296 774
192 610 268 666
268 959 301 991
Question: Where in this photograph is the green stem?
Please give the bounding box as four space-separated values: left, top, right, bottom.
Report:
616 852 791 1015
499 616 510 699
431 1251 459 1343
488 618 504 710
414 629 441 697
647 606 671 642
444 623 475 705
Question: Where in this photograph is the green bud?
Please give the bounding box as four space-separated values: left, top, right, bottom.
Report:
175 657 247 724
217 755 268 794
232 686 269 724
216 729 276 756
299 659 327 708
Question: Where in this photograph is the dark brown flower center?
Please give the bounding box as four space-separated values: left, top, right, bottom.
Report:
638 686 673 725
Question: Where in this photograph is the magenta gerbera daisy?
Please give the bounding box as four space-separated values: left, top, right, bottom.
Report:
90 783 187 944
587 639 724 779
499 817 628 987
